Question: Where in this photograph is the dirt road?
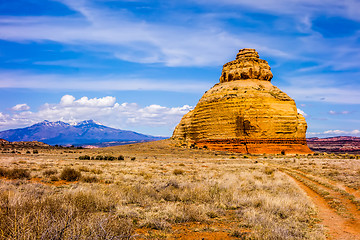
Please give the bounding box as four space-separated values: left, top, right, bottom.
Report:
285 171 360 239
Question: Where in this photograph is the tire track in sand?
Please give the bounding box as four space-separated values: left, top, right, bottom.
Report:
284 171 360 240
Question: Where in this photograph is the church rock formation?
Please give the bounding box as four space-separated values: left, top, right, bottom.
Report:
172 48 312 154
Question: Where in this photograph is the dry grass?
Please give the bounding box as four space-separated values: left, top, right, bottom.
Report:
0 141 328 239
268 154 360 190
0 167 31 179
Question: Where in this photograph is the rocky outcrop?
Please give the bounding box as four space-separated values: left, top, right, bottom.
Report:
172 48 312 154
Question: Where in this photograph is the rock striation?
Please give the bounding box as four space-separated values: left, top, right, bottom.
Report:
172 48 312 154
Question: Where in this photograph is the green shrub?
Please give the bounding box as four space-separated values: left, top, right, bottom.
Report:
173 169 184 175
0 167 7 177
118 155 125 160
104 156 116 161
50 175 59 181
78 155 91 160
33 149 38 154
3 168 31 179
81 175 99 183
131 157 136 161
43 169 58 176
60 167 81 181
264 167 275 175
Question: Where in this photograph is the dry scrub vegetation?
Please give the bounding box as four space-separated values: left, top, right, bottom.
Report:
0 141 332 239
267 154 360 190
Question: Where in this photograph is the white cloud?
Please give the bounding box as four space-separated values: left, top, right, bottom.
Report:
285 86 360 104
0 0 294 67
75 96 116 107
11 104 30 111
0 0 358 106
0 95 193 135
297 108 307 117
328 110 350 115
281 74 360 104
323 129 360 135
307 129 360 137
194 0 360 21
0 0 358 72
60 95 75 105
0 71 212 92
129 104 193 125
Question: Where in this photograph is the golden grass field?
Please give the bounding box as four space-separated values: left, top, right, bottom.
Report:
0 139 359 239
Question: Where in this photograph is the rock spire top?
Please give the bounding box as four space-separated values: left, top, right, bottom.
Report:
236 48 259 59
220 48 273 83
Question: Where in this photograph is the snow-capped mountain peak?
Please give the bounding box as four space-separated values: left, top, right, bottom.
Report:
75 120 103 126
0 120 164 145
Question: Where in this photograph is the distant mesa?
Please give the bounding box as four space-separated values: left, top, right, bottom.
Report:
0 138 50 148
307 136 360 154
0 138 9 144
172 48 312 154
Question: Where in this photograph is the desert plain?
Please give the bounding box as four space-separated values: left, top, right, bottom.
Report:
0 139 359 240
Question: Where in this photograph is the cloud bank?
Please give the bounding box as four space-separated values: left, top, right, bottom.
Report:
0 95 193 135
308 129 360 137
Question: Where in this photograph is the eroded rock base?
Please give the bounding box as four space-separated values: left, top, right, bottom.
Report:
185 138 312 154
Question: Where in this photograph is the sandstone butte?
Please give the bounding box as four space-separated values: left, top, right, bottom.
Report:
172 48 313 154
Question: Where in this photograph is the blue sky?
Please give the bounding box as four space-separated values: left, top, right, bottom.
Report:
0 0 359 137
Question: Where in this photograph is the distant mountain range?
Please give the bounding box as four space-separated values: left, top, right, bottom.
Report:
0 120 165 146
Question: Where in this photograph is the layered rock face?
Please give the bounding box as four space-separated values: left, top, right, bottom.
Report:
172 48 312 154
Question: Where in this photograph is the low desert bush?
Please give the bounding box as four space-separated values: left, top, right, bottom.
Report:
90 168 103 174
264 166 275 175
78 166 91 172
81 175 99 183
43 169 58 176
78 155 91 160
50 175 59 181
60 167 81 181
0 168 31 179
0 167 6 177
173 169 184 175
94 155 116 161
105 155 116 161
